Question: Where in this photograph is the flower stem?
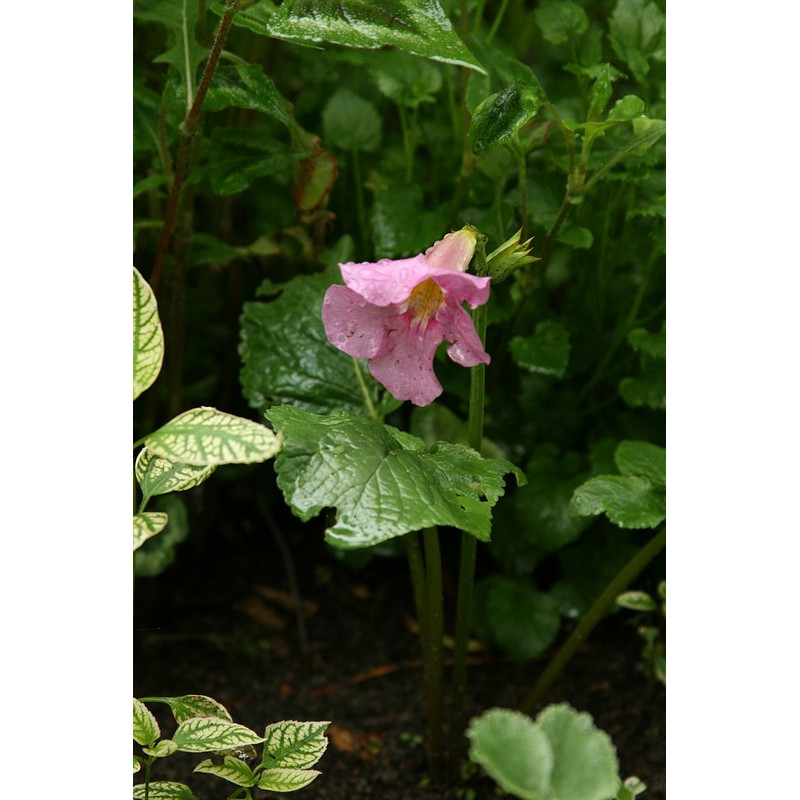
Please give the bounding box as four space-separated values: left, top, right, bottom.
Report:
352 357 379 421
450 300 489 760
520 526 666 714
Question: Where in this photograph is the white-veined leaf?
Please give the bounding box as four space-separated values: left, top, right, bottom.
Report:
145 407 281 466
135 448 217 500
261 720 330 769
146 694 234 724
133 698 160 746
195 755 257 787
257 767 321 792
133 512 169 551
133 266 164 400
616 591 657 612
133 756 142 773
144 739 179 758
173 716 264 753
133 782 197 800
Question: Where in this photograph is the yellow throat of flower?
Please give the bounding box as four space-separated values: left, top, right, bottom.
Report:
404 278 446 330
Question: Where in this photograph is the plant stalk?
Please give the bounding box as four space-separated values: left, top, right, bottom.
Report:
520 526 666 714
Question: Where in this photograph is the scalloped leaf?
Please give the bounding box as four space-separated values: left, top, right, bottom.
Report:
173 717 264 753
266 406 524 548
569 475 665 529
133 267 164 400
133 512 169 552
195 755 256 787
133 698 160 746
135 448 217 501
264 0 486 74
261 720 330 770
132 782 197 800
257 767 321 792
536 703 620 800
614 441 665 486
467 708 553 800
145 407 281 466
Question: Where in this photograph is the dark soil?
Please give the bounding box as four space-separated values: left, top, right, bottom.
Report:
134 492 665 800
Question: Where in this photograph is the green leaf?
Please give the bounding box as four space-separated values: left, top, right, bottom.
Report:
484 576 561 663
370 183 450 259
608 0 665 84
534 0 588 45
133 512 169 552
536 703 620 800
368 50 443 108
616 591 657 612
266 406 523 548
607 95 645 121
204 65 292 125
133 0 209 110
145 407 281 466
322 87 382 152
509 321 571 378
134 756 142 773
143 739 179 758
627 326 665 358
173 717 264 753
619 360 665 410
257 767 321 792
264 0 486 74
467 708 553 800
470 82 543 153
195 756 256 787
410 403 506 459
136 448 217 501
133 698 160 746
209 0 276 36
570 475 665 529
133 782 197 800
239 268 383 416
147 694 234 724
133 267 164 400
134 495 190 577
614 441 665 486
261 720 330 769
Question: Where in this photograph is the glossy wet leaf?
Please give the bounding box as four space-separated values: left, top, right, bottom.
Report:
510 321 571 378
133 267 164 400
266 406 524 549
133 0 209 110
264 0 486 73
145 407 281 466
133 698 160 746
570 475 665 528
195 756 256 787
133 512 169 551
135 448 216 500
614 441 665 486
240 269 384 416
261 720 330 769
173 717 264 753
258 767 321 792
467 708 553 800
536 703 620 800
201 65 292 126
470 83 543 153
322 87 382 152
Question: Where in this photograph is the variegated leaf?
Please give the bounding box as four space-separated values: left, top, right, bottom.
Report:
145 407 281 466
132 782 196 800
133 756 142 773
133 512 169 551
173 717 264 753
151 694 234 724
195 755 256 787
133 266 164 400
257 767 321 792
144 739 178 758
133 698 160 746
135 448 217 500
261 720 330 770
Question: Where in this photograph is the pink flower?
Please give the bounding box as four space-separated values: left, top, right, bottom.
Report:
322 231 491 407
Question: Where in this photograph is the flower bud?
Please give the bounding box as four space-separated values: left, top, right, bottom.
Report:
425 228 478 273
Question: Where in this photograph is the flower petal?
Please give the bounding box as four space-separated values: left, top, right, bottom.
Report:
322 285 395 359
368 320 445 407
438 305 491 367
340 255 432 307
429 269 490 309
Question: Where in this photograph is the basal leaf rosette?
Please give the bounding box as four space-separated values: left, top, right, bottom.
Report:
266 406 524 549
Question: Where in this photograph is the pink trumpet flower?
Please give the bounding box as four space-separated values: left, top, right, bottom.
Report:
321 230 491 407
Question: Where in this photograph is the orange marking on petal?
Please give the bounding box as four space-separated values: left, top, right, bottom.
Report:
404 278 445 330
